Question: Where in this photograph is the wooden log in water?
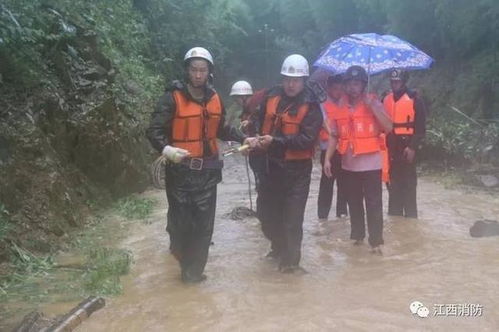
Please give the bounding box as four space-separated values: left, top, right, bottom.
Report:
46 296 105 332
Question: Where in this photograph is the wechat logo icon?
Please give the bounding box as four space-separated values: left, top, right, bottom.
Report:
410 301 430 318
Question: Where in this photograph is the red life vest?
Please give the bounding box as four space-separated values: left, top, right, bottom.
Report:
383 92 415 135
261 95 314 160
171 90 222 158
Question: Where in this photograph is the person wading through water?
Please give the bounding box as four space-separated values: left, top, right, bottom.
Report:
324 66 392 255
229 80 265 191
383 69 427 219
317 74 349 222
251 54 323 273
146 47 258 283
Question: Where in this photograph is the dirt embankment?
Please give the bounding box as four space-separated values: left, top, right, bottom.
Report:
0 10 154 264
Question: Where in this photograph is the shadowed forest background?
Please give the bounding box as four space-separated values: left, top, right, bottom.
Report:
0 0 498 276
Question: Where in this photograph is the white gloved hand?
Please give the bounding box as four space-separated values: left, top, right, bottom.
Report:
162 145 190 163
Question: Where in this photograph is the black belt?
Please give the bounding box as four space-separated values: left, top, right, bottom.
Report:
180 158 224 170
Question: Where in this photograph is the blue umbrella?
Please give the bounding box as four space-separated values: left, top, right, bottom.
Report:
314 33 434 75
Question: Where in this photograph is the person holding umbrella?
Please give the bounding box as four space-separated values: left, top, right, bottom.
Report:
383 69 427 218
323 65 392 255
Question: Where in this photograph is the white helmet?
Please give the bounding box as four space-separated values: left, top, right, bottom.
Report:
230 81 253 96
184 47 214 65
280 54 309 77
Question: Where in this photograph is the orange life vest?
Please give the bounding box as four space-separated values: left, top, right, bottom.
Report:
331 99 384 155
171 90 222 158
261 95 314 160
319 99 342 142
380 133 390 183
383 92 415 135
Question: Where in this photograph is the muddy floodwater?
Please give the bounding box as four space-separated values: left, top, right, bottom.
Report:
72 155 498 331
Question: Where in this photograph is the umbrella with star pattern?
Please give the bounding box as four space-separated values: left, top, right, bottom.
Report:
314 33 433 75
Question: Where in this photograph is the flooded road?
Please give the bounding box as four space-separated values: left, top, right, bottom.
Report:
77 156 499 331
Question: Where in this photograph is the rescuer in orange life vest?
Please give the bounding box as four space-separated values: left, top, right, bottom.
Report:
324 66 393 255
229 80 255 126
250 54 324 273
229 80 266 190
318 74 349 221
383 69 427 218
146 47 256 283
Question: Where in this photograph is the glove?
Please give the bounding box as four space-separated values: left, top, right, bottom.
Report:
162 145 190 163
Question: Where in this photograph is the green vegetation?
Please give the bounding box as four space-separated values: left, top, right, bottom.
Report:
134 0 499 165
0 1 498 325
0 204 12 243
115 196 155 220
0 0 497 281
9 243 54 275
0 193 155 328
2 236 117 302
426 113 499 165
0 245 131 321
0 0 162 101
82 247 132 295
1 0 497 155
1 0 160 268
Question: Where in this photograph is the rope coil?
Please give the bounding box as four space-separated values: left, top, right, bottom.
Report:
151 155 167 189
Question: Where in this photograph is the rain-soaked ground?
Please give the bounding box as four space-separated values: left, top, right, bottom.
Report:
66 154 499 331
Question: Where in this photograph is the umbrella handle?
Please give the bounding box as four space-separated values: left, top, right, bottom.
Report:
367 46 371 93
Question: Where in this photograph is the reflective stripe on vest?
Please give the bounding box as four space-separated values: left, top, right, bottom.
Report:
332 100 383 155
383 92 415 135
171 90 222 158
261 95 314 160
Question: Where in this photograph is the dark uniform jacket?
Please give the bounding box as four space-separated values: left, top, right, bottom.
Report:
254 85 323 164
146 80 245 191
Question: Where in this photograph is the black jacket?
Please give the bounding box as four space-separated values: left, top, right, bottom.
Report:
254 85 323 163
146 80 246 154
146 80 246 191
